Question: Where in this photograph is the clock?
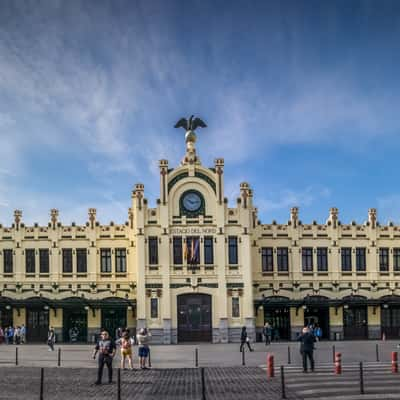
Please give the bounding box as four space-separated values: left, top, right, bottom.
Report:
182 191 202 212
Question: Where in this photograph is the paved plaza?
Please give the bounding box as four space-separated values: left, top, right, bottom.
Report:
2 341 400 399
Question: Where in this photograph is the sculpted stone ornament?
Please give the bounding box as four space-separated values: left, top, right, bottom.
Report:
174 115 207 165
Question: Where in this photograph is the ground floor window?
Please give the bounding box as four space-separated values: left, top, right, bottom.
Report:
264 307 290 340
63 309 88 342
381 306 400 339
343 306 368 339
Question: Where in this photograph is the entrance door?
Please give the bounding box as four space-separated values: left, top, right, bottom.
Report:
381 307 400 339
63 309 88 342
101 309 126 339
177 294 212 342
343 306 368 339
0 309 13 328
264 308 290 340
27 309 49 342
304 307 330 339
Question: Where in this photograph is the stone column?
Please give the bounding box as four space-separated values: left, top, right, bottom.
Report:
329 306 344 340
290 307 304 340
368 305 381 339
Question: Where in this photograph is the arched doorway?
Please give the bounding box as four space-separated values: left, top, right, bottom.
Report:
177 294 212 342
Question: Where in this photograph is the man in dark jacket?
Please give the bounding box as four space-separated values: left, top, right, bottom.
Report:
297 327 316 372
93 330 116 385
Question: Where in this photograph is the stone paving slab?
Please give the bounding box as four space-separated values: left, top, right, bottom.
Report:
0 367 302 400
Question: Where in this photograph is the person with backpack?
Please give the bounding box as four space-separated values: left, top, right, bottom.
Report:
239 326 254 352
297 326 316 372
136 328 151 369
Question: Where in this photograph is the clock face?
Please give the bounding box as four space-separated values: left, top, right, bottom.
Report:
182 192 202 212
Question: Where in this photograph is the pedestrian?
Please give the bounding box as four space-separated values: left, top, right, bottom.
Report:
263 322 272 345
0 327 4 344
120 331 134 370
93 330 116 385
240 326 254 352
315 325 322 341
297 326 316 373
20 324 26 344
136 328 151 369
7 326 14 344
47 327 55 351
14 326 21 345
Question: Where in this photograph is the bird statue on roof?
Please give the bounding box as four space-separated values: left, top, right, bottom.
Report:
174 115 207 132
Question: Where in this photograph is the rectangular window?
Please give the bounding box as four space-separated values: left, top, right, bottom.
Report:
3 249 13 274
25 249 35 274
228 236 238 265
204 236 214 265
62 249 73 274
394 248 400 272
317 247 328 272
148 237 158 265
277 247 289 272
341 247 352 272
173 237 183 265
151 298 158 319
115 248 126 273
186 236 200 265
76 249 87 274
232 297 240 318
39 249 49 274
380 248 389 272
302 248 313 272
356 247 366 272
261 247 273 272
100 248 112 273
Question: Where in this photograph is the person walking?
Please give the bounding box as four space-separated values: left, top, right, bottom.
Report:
93 330 116 385
0 327 4 344
239 326 254 352
136 328 151 369
263 322 272 345
47 327 55 351
297 326 316 372
20 324 26 344
120 331 134 370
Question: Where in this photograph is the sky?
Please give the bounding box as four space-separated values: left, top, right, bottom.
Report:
0 0 400 226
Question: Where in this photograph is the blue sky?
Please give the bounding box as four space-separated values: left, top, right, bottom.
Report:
0 0 400 226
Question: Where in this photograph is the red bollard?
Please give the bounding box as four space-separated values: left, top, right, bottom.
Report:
267 354 274 378
335 352 342 375
392 352 398 373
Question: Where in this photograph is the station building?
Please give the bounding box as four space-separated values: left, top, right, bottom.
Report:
1 129 400 343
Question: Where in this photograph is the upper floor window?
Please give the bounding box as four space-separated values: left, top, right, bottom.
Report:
302 248 313 272
173 237 183 265
186 236 200 265
356 247 366 272
232 297 240 318
39 249 49 274
228 236 238 265
204 236 214 265
261 247 273 272
317 247 328 272
151 298 158 319
148 237 158 265
76 249 87 274
115 248 126 273
100 248 112 273
277 247 289 272
394 248 400 272
25 249 35 274
3 249 13 274
62 249 73 274
380 248 389 272
341 247 352 272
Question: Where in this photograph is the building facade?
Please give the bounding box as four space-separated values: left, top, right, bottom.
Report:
1 130 400 343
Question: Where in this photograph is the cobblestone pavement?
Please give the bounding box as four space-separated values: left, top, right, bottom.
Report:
0 340 399 369
0 366 302 400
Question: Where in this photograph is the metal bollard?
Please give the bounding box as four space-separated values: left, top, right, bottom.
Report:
392 351 398 373
195 348 199 367
359 362 364 394
117 368 121 400
332 345 335 363
267 354 274 378
201 367 206 400
280 365 287 399
15 347 18 366
376 343 379 362
40 367 44 400
58 348 61 367
287 346 291 364
334 352 342 375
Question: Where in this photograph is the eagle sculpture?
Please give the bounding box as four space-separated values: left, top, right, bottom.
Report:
174 115 207 131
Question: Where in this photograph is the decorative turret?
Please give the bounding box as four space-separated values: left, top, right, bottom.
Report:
88 208 97 229
290 207 299 228
214 158 224 205
328 207 339 228
159 159 169 205
50 209 59 229
240 182 252 209
133 184 144 211
14 209 22 230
